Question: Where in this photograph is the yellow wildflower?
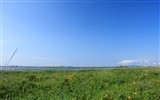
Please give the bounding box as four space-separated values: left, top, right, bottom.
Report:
68 74 74 80
70 74 73 77
127 96 131 99
132 81 137 85
133 92 137 95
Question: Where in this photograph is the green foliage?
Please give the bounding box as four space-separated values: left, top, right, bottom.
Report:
0 68 160 100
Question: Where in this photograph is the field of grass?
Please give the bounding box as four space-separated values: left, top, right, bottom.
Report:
0 68 160 100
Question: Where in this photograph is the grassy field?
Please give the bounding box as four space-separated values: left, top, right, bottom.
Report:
0 68 160 100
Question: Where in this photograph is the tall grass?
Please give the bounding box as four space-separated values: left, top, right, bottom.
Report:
0 68 159 100
1 48 18 78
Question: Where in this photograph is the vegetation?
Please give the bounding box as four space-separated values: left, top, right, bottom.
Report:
0 68 160 100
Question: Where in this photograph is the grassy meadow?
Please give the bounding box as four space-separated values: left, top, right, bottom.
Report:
0 68 160 100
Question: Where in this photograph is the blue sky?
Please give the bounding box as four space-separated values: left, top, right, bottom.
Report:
1 0 159 66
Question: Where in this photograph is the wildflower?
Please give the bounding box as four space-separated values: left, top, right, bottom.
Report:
68 74 74 80
133 92 137 95
68 76 72 80
127 96 131 99
132 81 137 85
70 74 73 77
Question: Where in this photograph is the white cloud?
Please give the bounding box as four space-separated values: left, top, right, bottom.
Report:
119 60 137 65
118 57 159 66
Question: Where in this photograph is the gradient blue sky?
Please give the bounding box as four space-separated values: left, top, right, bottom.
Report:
1 0 159 66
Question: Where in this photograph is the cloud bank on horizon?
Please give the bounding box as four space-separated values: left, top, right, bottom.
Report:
118 57 159 66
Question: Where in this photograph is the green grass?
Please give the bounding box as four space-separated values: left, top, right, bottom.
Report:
0 68 160 100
